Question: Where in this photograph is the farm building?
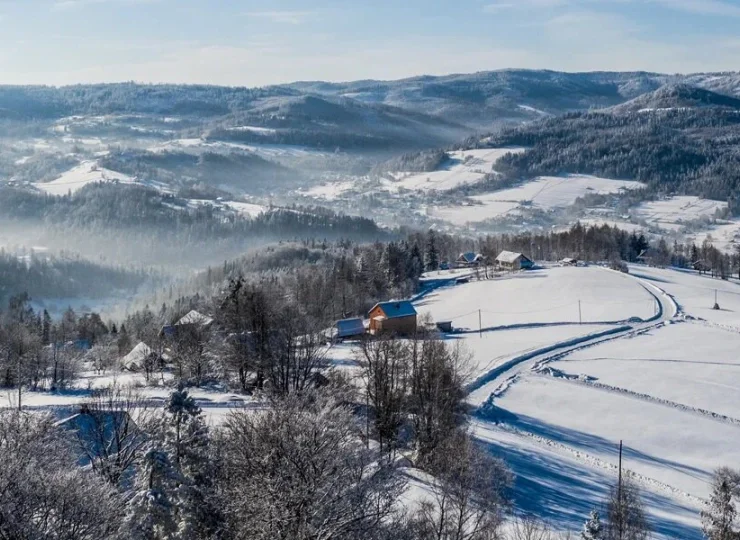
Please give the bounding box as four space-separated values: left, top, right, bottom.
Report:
368 301 418 335
496 251 534 271
457 252 486 267
335 318 366 340
161 310 214 338
121 342 163 371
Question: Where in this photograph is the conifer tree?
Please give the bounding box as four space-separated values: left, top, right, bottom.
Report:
582 509 603 540
701 475 738 540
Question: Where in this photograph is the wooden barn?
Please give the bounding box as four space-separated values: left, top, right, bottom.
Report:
368 301 418 335
495 251 534 271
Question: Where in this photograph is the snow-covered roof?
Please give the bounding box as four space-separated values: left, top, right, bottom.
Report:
175 310 214 327
121 342 153 370
496 250 529 264
371 301 417 320
458 252 483 263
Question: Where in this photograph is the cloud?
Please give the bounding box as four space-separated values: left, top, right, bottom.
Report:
483 0 570 12
649 0 740 17
243 10 314 25
52 0 159 11
484 0 740 17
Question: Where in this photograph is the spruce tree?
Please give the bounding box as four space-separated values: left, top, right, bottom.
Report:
122 449 179 540
701 477 738 540
582 509 603 540
425 229 439 271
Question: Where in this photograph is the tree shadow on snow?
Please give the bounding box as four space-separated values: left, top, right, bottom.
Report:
477 435 703 540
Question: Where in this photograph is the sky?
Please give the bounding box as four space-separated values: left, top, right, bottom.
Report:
0 0 738 86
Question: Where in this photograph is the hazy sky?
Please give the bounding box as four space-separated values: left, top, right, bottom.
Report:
0 0 738 86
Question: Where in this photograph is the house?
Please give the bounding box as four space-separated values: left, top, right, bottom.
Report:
435 321 453 333
335 318 366 340
56 408 142 468
456 252 485 267
176 310 214 328
161 310 214 338
121 342 163 371
368 301 418 335
495 251 534 271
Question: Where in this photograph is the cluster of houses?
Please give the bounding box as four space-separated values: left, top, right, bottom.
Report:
442 250 534 272
121 310 214 371
336 250 536 341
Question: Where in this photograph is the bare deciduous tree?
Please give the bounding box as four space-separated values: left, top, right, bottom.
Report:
72 386 155 486
0 410 121 539
413 431 511 540
220 390 406 540
605 476 649 540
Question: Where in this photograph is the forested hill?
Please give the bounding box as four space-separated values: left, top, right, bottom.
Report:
0 251 154 304
0 183 386 240
476 107 740 210
0 184 390 269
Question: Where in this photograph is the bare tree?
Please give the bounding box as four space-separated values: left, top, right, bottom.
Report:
702 469 740 540
0 410 121 539
408 334 470 465
412 430 511 540
508 516 560 540
219 390 406 540
358 336 410 456
605 476 649 540
72 386 155 486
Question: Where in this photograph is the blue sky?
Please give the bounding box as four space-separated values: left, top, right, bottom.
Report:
0 0 738 86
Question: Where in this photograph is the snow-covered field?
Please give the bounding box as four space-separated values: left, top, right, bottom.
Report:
633 196 727 232
556 321 740 418
433 175 645 226
150 138 329 159
630 264 740 329
460 264 740 538
388 148 525 192
447 325 615 382
301 181 357 200
34 161 136 195
6 371 256 426
415 267 657 329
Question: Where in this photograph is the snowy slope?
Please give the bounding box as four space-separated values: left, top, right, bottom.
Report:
630 265 740 330
633 196 727 231
556 321 740 418
445 325 615 382
433 175 645 226
415 267 656 330
388 148 525 192
34 161 136 195
488 374 739 503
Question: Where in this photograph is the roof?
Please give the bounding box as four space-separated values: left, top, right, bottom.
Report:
496 250 530 264
336 318 365 337
176 310 214 327
370 301 417 320
121 342 153 370
458 252 482 263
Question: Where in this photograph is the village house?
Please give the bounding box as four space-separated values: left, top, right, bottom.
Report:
368 300 418 335
456 252 486 268
495 251 534 271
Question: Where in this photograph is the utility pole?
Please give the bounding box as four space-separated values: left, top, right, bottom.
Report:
479 309 482 338
578 300 582 325
618 439 623 540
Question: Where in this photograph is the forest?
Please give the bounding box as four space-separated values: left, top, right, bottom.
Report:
466 109 740 212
